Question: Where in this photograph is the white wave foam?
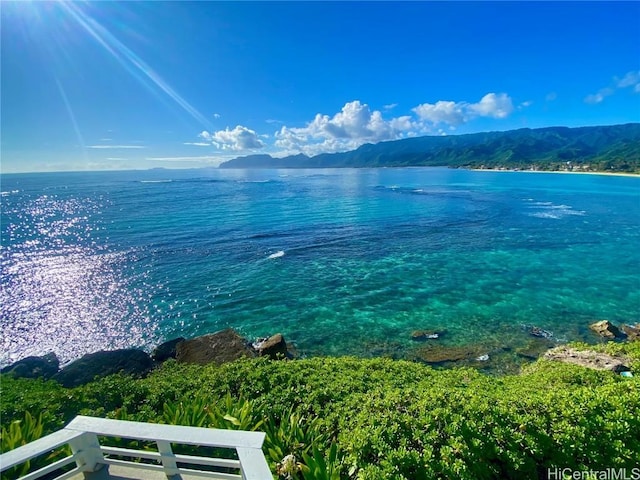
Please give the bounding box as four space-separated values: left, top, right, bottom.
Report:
140 180 172 183
527 201 585 219
1 190 19 196
267 250 285 259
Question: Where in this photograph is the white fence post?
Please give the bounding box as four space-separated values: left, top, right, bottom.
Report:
67 432 104 473
156 440 180 478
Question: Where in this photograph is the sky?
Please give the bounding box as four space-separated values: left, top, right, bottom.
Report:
1 1 639 173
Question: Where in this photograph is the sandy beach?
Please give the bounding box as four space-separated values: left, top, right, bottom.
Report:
471 168 639 178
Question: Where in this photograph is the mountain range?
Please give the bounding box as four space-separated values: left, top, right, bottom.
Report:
219 123 640 173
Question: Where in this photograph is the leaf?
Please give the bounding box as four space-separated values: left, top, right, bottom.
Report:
223 414 241 426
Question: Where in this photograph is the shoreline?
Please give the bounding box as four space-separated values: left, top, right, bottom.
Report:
470 168 640 178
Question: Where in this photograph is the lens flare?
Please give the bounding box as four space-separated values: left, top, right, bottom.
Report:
57 2 213 131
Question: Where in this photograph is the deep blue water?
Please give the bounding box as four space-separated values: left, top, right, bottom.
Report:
1 167 639 368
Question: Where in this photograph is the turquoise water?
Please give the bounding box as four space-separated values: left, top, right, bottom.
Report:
1 168 639 367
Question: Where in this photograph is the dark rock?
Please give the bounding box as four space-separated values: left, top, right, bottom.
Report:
253 334 288 359
176 329 256 366
151 337 185 362
543 346 630 372
53 349 153 388
410 330 441 341
1 352 59 380
523 325 554 339
620 324 640 341
589 320 624 339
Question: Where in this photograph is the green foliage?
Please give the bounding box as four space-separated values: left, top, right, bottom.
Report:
1 411 44 453
300 442 342 480
263 406 330 466
1 354 638 479
0 412 69 479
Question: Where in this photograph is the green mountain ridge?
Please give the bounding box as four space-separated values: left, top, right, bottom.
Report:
219 123 640 172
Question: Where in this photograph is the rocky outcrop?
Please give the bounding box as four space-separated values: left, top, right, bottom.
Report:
253 334 288 359
53 349 154 388
1 352 59 380
589 320 624 339
620 324 640 341
522 325 554 339
176 329 257 365
543 346 630 373
410 330 441 341
151 337 185 363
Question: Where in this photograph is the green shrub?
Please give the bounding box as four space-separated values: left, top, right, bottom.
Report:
1 352 638 479
0 412 70 480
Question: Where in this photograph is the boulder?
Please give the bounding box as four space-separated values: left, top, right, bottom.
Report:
522 325 553 339
620 324 640 341
53 349 153 388
151 337 185 362
176 329 256 365
410 330 441 341
253 334 288 359
589 320 624 339
1 352 59 380
543 346 630 373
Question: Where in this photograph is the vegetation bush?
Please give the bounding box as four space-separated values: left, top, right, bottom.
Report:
1 342 638 479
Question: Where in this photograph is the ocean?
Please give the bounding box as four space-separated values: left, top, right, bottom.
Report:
1 167 639 370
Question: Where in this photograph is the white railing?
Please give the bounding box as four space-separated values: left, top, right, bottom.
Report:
0 415 273 480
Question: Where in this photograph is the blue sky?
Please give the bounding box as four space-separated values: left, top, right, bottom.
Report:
2 1 639 173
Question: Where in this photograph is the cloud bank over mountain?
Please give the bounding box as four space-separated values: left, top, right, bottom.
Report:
198 93 518 157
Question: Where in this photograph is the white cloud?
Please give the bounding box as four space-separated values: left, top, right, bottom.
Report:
389 115 417 131
616 70 640 89
191 93 518 158
585 70 640 104
184 142 210 146
146 156 222 162
519 100 533 109
468 93 514 118
412 93 514 126
273 94 516 156
383 103 398 110
213 113 221 119
585 87 615 104
199 125 265 151
87 145 145 149
274 101 421 156
412 100 466 126
584 92 607 105
145 155 231 167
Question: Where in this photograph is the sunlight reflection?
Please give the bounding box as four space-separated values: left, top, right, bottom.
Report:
1 193 156 365
57 2 213 130
53 76 88 160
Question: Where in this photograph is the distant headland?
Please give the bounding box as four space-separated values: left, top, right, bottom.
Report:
219 123 640 174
